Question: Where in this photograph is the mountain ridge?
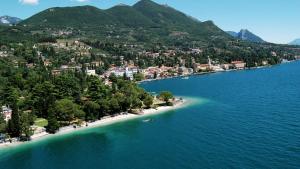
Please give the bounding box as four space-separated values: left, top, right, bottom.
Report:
15 0 231 46
289 38 300 46
227 29 265 43
0 15 22 25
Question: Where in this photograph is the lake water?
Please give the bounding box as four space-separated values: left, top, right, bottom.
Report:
0 61 300 169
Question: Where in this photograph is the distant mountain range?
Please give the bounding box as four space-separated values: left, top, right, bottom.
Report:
226 29 265 43
0 16 22 25
289 39 300 46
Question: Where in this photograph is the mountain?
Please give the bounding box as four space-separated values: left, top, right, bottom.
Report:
227 29 265 43
20 6 118 28
132 0 227 39
15 0 231 45
289 39 300 46
0 16 22 25
106 4 154 27
226 31 238 37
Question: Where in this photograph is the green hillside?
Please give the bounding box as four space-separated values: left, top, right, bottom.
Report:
1 0 299 62
106 4 155 27
10 0 230 46
20 5 118 28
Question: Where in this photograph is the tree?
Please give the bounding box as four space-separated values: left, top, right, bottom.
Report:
133 73 144 81
99 99 110 118
158 91 174 105
143 95 153 108
131 97 143 109
109 73 118 83
0 114 6 133
153 71 157 79
109 97 120 114
83 101 100 121
2 86 19 107
31 81 57 118
7 103 21 137
20 112 34 140
46 110 59 134
54 74 81 99
54 99 85 124
87 76 107 101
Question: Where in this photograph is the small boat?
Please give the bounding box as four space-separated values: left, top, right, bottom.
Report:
182 76 189 80
143 119 152 122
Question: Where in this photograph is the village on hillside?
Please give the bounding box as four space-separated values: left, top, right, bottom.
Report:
1 39 298 126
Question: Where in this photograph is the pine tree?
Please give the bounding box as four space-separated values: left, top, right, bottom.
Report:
46 110 59 134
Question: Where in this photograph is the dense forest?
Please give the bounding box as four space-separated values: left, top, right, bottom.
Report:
0 56 162 140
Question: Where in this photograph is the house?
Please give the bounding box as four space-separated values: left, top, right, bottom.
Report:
90 61 103 67
191 48 202 54
51 69 62 76
193 63 210 72
178 67 191 75
210 65 224 72
26 63 34 68
1 105 12 122
262 61 269 66
221 64 232 70
86 69 96 76
125 67 134 80
43 59 52 67
231 61 246 69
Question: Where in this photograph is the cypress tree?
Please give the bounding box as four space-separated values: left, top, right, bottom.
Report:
8 103 21 138
46 110 59 134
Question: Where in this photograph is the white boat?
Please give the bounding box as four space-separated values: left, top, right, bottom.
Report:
143 119 152 122
182 76 189 80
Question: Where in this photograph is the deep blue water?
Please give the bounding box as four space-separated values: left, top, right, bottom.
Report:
1 61 300 169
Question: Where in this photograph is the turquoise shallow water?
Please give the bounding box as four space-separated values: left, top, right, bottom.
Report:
1 61 300 169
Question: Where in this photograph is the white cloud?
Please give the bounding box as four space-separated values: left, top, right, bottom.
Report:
19 0 39 5
72 0 89 2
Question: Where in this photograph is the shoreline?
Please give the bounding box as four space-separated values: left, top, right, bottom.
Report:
138 59 300 84
0 98 191 149
2 60 298 149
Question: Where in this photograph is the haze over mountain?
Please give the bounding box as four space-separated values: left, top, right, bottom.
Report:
0 16 22 25
289 38 300 46
227 29 265 43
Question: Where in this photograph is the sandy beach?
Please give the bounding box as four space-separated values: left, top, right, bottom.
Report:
0 98 190 148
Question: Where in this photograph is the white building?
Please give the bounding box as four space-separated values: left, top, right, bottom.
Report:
1 106 12 122
109 66 139 80
86 69 96 76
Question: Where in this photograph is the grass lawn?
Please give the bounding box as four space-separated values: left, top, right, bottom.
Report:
34 118 48 127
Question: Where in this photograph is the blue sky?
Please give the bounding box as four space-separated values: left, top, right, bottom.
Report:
1 0 300 44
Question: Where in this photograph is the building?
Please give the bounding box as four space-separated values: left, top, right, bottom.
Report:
210 65 224 72
86 69 96 76
221 64 232 70
193 63 211 72
1 105 12 122
51 69 62 76
43 59 52 67
107 66 139 80
262 61 269 66
178 67 190 75
231 61 246 69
